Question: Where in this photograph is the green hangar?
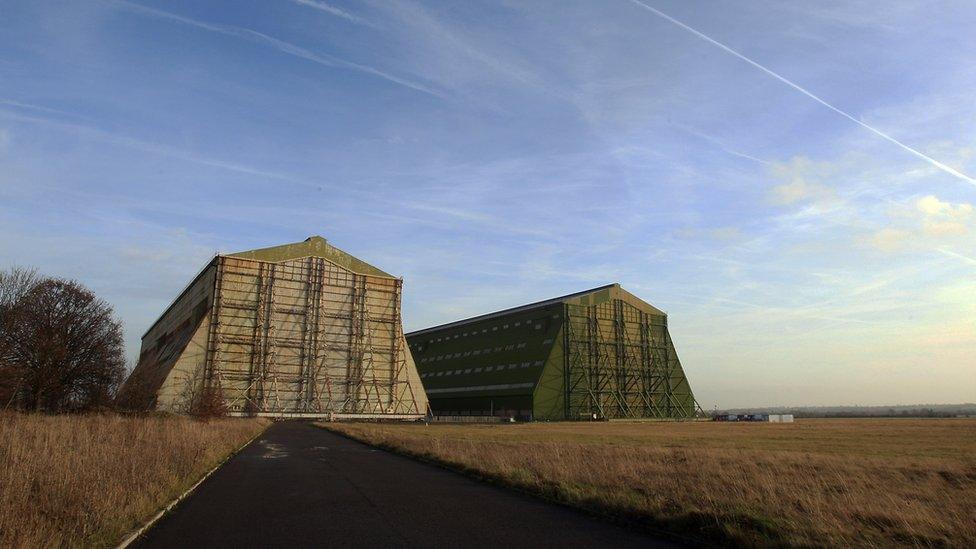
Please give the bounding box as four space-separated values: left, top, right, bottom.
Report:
406 284 700 421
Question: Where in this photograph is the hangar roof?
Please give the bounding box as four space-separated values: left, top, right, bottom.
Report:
226 236 393 278
407 283 666 338
142 236 391 339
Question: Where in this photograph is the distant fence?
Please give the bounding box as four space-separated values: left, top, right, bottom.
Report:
429 415 514 424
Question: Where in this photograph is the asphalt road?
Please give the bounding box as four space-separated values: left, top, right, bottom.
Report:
135 421 673 549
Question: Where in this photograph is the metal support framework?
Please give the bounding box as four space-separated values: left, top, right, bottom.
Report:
563 299 701 419
198 255 424 417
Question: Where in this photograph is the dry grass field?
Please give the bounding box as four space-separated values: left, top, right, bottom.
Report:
0 413 267 548
325 419 976 547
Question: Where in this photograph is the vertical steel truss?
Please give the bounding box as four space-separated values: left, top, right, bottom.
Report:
563 300 702 419
200 256 423 416
351 277 423 415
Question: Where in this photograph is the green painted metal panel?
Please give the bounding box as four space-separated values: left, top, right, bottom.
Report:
532 323 565 420
562 299 698 419
407 304 563 406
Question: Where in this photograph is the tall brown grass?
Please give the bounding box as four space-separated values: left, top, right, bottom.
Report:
0 413 267 548
325 419 976 547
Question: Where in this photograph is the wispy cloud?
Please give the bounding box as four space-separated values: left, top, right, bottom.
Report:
4 0 974 407
361 0 552 100
0 108 306 183
398 201 551 238
0 98 96 122
113 1 442 97
767 156 837 205
665 290 878 325
290 0 376 28
861 193 974 253
627 0 976 188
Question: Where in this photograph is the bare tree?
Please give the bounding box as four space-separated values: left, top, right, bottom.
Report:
0 267 40 409
0 266 39 309
189 383 227 418
0 273 125 412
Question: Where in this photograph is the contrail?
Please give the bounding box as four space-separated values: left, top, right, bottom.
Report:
675 123 770 164
937 248 976 265
627 0 976 187
113 1 441 98
290 0 376 28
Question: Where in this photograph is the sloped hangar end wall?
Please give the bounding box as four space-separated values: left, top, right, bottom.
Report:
399 339 428 415
117 263 216 411
210 255 425 417
664 334 698 416
154 312 211 413
532 323 565 421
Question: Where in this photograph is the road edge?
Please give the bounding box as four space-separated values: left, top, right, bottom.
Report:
115 423 269 549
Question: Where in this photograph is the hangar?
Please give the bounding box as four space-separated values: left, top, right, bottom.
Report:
118 236 427 419
406 284 700 420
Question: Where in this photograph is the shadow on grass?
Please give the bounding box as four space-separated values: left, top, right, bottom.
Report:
317 424 792 548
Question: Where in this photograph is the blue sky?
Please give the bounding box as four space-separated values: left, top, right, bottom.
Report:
1 0 974 408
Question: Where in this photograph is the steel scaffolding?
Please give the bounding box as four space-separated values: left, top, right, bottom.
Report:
563 299 701 419
200 255 423 417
